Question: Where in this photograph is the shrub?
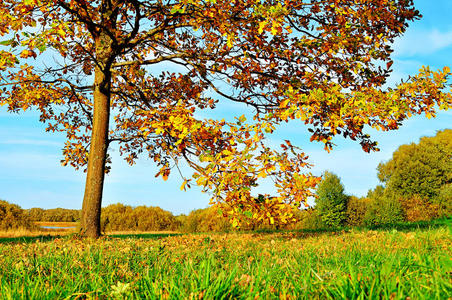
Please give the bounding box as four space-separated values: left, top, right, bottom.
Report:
27 207 81 222
288 208 323 230
364 193 404 227
101 203 180 232
182 206 232 232
433 183 452 217
400 195 440 222
346 196 370 227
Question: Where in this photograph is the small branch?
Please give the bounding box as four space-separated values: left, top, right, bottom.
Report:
111 52 190 68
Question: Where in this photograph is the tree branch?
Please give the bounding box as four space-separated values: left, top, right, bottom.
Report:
111 52 190 68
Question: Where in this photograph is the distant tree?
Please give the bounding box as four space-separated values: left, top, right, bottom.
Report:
364 186 403 227
315 171 348 228
133 205 179 231
101 203 135 231
377 129 452 202
366 185 385 201
27 207 45 222
46 208 80 222
0 200 36 231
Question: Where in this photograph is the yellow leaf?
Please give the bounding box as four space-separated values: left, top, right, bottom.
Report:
279 99 289 108
180 180 187 191
258 21 267 34
257 171 267 178
271 26 278 36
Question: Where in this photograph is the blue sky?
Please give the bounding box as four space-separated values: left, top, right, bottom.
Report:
0 0 451 214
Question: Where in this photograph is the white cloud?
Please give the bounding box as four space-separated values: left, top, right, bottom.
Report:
393 29 452 57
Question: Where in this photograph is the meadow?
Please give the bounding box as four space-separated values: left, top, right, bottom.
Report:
0 221 450 299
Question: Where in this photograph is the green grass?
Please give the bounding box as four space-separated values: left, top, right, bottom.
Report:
0 223 450 299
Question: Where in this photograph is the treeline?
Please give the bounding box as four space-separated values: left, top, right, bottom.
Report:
304 129 451 229
293 173 450 231
1 130 450 233
101 203 181 231
27 207 81 222
0 200 36 231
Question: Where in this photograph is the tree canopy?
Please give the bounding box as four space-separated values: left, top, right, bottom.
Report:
377 129 451 199
377 129 451 214
0 0 451 237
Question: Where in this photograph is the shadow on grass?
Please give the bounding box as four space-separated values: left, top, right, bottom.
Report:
1 218 449 244
0 234 64 244
238 217 451 236
363 217 450 232
0 232 184 244
106 233 183 239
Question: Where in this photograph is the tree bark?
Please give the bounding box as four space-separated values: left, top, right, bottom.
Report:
79 34 112 238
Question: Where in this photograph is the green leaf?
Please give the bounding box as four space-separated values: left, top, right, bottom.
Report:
37 44 47 52
244 211 253 218
0 39 14 46
170 6 185 14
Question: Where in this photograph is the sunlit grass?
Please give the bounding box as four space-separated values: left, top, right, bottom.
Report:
0 221 450 299
34 221 78 228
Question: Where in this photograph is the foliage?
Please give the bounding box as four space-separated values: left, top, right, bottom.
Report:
0 225 450 298
315 171 348 228
377 129 452 201
0 200 36 231
399 195 440 222
291 208 323 230
364 187 404 227
345 196 370 227
182 206 232 233
101 203 180 232
1 1 451 236
27 207 81 222
434 183 452 216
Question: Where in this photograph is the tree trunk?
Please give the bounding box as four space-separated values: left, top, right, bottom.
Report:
79 34 112 238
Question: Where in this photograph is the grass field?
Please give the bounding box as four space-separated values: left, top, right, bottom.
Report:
0 221 450 299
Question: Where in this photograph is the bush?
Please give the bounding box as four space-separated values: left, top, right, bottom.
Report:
433 183 452 217
27 207 81 222
182 206 232 232
400 195 440 222
0 200 36 231
299 208 323 230
101 203 180 232
346 196 370 227
364 193 404 227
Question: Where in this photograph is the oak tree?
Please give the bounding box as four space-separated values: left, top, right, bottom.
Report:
1 0 451 237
